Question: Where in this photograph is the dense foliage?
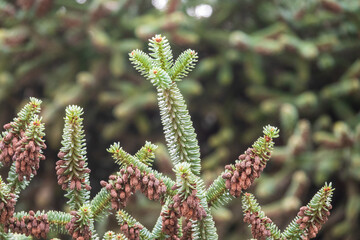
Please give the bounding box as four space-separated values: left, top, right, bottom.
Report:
0 35 334 240
0 0 359 239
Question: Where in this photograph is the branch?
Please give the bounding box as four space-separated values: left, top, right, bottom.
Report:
157 84 202 175
281 183 334 239
56 105 91 210
206 125 279 207
107 142 176 196
116 209 152 239
242 193 282 239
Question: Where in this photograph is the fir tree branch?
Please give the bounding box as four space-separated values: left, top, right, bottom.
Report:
149 66 173 89
151 212 167 240
242 193 282 239
56 105 91 210
170 49 198 82
9 210 71 238
116 209 152 239
206 125 279 207
192 177 218 240
134 141 157 167
206 176 234 209
159 197 182 239
151 196 181 240
2 97 42 137
148 35 173 72
100 164 167 210
253 125 280 163
157 84 202 175
6 162 32 196
129 49 154 80
104 231 128 240
0 34 337 239
90 188 112 221
172 163 218 239
13 115 46 181
66 204 95 239
281 183 334 239
0 176 16 227
107 142 175 196
47 210 72 235
7 115 46 194
129 35 202 175
1 97 42 167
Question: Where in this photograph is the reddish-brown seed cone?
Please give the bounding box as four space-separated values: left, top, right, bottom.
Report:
172 189 207 221
180 219 193 240
243 211 272 240
101 165 141 209
295 205 332 239
5 211 50 239
66 211 92 240
140 172 167 203
13 136 46 181
55 151 91 191
0 193 16 224
161 203 180 240
119 222 143 240
100 165 166 210
222 148 268 197
0 123 24 166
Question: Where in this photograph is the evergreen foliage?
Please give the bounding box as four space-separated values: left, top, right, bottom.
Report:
0 36 335 239
130 35 202 175
242 193 282 239
281 183 334 239
1 1 358 237
135 141 158 166
57 105 91 210
0 35 333 240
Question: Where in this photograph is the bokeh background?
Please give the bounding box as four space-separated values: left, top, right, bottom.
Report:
0 0 359 239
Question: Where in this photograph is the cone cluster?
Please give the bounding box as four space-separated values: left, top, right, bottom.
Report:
222 148 267 197
173 189 207 221
119 221 143 240
66 211 92 240
5 211 49 239
0 193 16 224
141 171 166 201
243 210 272 239
100 165 167 209
161 203 180 239
14 136 46 181
56 151 91 191
0 123 23 166
296 205 332 239
180 219 193 240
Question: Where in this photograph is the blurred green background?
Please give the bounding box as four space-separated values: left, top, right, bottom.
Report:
0 0 359 239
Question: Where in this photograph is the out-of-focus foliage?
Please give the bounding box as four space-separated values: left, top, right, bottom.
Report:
0 0 359 239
